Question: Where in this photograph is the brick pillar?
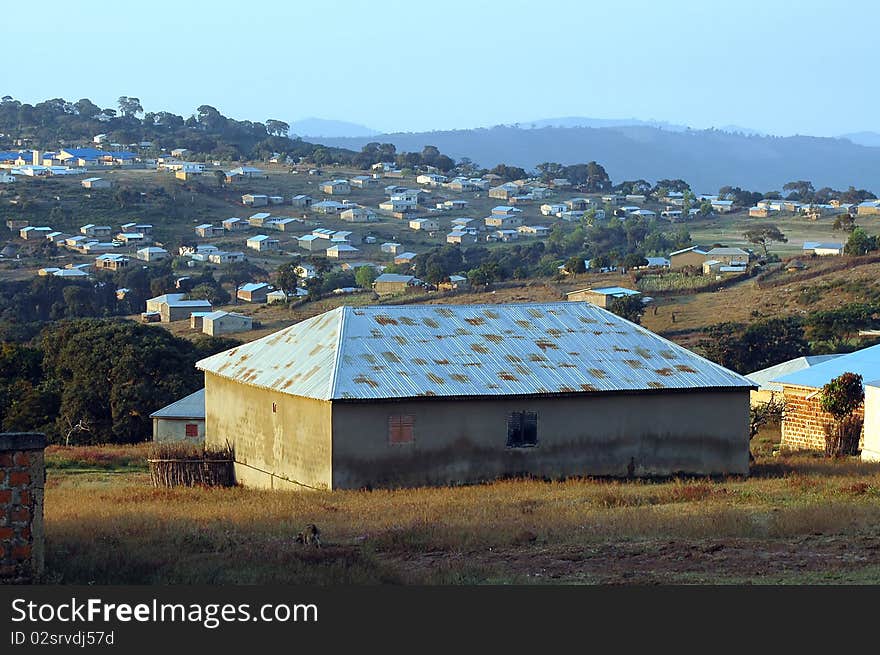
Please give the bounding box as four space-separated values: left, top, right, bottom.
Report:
0 433 47 584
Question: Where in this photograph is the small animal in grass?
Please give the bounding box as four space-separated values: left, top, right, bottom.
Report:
295 523 322 548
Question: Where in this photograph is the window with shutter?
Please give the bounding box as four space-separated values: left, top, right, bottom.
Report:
388 415 415 444
185 423 199 438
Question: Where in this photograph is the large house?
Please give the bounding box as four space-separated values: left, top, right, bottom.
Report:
373 273 424 296
669 245 710 269
197 302 754 490
566 287 642 308
145 293 212 323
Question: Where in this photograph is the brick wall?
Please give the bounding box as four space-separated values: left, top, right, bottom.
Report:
780 385 865 451
0 433 47 583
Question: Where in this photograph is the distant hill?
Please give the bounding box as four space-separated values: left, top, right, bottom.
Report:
315 125 880 193
288 117 379 138
520 116 690 132
839 131 880 148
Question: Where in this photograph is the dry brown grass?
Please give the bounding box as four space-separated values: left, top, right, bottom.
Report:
41 441 880 584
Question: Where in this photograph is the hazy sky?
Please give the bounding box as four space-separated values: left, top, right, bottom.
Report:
2 0 876 136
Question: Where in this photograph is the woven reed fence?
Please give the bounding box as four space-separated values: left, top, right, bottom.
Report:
147 442 234 488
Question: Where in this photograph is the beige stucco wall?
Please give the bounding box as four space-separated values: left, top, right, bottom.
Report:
670 251 706 270
330 390 751 489
204 372 332 490
152 417 205 444
862 385 880 462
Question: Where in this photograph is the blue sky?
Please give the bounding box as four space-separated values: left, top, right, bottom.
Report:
2 0 876 136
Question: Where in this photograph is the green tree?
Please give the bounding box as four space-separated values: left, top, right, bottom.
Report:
275 261 300 293
563 256 586 275
355 266 378 289
820 372 864 457
117 96 143 117
608 295 645 324
265 119 290 137
844 227 877 255
744 224 787 257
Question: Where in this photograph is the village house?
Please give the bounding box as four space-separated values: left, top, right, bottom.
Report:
202 311 253 336
320 179 351 195
197 302 753 490
748 206 770 218
704 247 749 266
145 293 212 323
541 203 567 216
857 200 880 216
439 199 468 211
295 263 318 279
223 217 248 232
237 282 271 303
208 251 246 264
394 251 417 265
711 199 735 213
291 194 313 208
489 182 521 200
416 173 447 186
447 230 477 245
248 212 272 227
95 253 129 271
438 274 469 291
20 226 54 240
518 225 550 237
150 388 206 444
340 207 376 223
242 194 269 207
746 355 843 406
379 197 419 215
327 243 360 259
803 241 844 256
566 198 591 211
81 177 111 189
195 224 225 238
702 260 746 276
267 217 300 231
773 345 880 451
116 232 147 246
350 175 379 189
121 223 153 236
247 235 280 252
56 147 105 167
381 242 402 255
384 184 408 196
484 214 524 229
80 224 112 238
312 200 347 215
494 229 519 242
625 194 647 203
566 286 642 308
409 218 439 231
372 273 424 296
297 235 325 252
669 245 711 269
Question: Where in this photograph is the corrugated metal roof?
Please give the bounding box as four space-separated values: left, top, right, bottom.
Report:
772 344 880 389
197 302 754 402
747 355 843 392
150 388 205 419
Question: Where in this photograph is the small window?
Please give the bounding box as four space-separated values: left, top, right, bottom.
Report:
185 423 199 438
507 411 538 448
272 402 277 413
388 415 414 445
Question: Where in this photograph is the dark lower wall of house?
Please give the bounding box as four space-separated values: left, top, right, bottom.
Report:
331 391 750 489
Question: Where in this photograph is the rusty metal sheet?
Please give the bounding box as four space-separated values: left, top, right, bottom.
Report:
197 302 754 400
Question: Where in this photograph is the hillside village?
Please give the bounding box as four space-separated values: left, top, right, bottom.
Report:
4 98 880 587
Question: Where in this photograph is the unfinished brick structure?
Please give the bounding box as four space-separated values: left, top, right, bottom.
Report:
0 433 47 583
780 384 864 451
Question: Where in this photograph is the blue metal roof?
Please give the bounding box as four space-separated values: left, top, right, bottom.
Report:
197 302 754 401
772 344 880 389
747 355 843 392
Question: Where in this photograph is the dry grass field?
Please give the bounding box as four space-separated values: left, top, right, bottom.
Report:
41 429 880 585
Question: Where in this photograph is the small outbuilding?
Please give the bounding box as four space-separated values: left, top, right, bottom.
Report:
150 388 206 444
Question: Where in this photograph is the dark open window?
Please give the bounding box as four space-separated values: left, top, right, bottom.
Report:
507 411 538 448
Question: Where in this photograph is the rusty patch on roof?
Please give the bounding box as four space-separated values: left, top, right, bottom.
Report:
580 383 597 391
465 316 486 326
547 328 563 337
535 339 558 351
308 344 324 357
559 362 577 368
558 385 576 392
433 358 450 365
382 351 402 363
660 350 677 360
394 336 408 345
399 316 417 326
370 329 382 338
454 328 472 336
375 315 398 326
579 316 597 324
498 371 519 381
528 308 544 318
471 343 490 354
449 373 470 383
589 368 608 378
352 374 380 388
361 354 377 364
647 381 665 389
529 353 548 362
419 390 437 396
515 320 532 329
655 368 674 376
435 308 454 317
624 359 645 369
514 364 531 375
506 354 523 363
423 318 439 328
676 364 698 373
412 357 428 365
426 372 445 385
487 383 500 389
613 346 629 352
483 334 504 343
484 310 500 319
634 347 652 359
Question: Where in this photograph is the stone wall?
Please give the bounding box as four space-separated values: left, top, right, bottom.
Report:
0 433 47 583
781 385 864 451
